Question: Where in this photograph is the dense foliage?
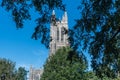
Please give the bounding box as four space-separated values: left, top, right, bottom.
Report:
41 47 88 80
40 47 120 80
71 0 120 79
0 58 27 80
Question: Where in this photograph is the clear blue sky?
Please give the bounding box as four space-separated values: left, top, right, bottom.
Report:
0 1 91 70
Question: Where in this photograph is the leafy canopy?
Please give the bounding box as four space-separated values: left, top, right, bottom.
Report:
0 58 27 80
71 0 120 78
41 47 88 80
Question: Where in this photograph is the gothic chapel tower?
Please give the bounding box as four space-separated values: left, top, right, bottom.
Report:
50 10 69 56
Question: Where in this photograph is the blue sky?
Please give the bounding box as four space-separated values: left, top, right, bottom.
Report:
0 6 48 69
0 0 91 70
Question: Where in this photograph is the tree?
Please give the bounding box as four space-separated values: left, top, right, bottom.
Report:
15 67 28 80
0 58 16 80
40 47 88 80
71 0 120 79
0 0 65 48
0 58 27 80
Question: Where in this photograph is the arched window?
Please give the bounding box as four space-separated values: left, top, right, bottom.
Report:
54 44 56 50
61 27 64 41
57 28 59 41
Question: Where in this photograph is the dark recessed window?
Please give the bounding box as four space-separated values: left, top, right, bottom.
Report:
57 28 59 41
61 27 64 41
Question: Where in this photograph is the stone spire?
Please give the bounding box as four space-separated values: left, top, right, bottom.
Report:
62 11 68 23
52 10 55 15
51 10 56 25
64 11 68 20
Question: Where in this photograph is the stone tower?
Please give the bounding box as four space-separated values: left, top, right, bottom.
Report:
49 10 69 56
29 10 69 80
29 66 43 80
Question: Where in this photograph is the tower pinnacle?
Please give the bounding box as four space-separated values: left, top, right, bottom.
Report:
64 11 67 17
62 11 68 23
52 10 55 15
51 10 56 25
